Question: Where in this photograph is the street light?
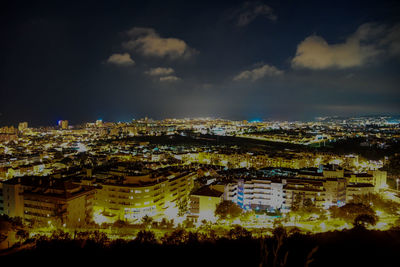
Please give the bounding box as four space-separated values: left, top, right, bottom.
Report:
396 178 399 191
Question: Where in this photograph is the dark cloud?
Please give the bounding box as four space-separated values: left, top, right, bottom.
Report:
234 1 277 27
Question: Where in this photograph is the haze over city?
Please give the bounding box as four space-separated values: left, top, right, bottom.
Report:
1 0 400 126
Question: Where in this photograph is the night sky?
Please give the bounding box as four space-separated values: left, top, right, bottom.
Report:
1 0 399 126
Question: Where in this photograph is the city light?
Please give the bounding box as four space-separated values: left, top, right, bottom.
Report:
1 1 399 264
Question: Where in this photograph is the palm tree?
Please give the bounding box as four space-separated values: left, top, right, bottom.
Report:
141 215 153 228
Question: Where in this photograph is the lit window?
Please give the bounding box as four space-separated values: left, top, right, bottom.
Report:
135 190 142 193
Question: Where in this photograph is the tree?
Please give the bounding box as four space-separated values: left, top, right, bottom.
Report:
382 154 400 177
353 214 378 228
159 218 168 228
351 193 400 215
91 230 109 244
161 229 189 245
214 201 243 220
16 229 29 243
303 198 313 209
141 215 153 228
240 210 256 222
291 194 303 212
329 203 376 223
290 196 324 220
113 219 128 228
135 230 156 244
50 229 71 240
260 227 292 267
183 219 195 228
177 197 189 217
394 217 400 227
228 225 252 240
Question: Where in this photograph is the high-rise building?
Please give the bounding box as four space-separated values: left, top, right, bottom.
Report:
96 119 103 127
58 120 69 130
18 122 28 132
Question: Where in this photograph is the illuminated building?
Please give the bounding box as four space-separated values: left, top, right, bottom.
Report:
93 170 196 223
58 120 69 130
18 122 28 132
368 170 387 191
189 185 224 222
1 177 95 227
224 176 347 212
284 179 326 209
346 183 375 202
344 170 387 191
322 178 347 207
96 119 103 127
236 178 285 211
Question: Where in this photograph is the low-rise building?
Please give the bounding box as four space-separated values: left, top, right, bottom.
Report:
189 185 224 222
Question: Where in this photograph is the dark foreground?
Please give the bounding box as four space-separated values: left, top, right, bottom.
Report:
1 227 400 267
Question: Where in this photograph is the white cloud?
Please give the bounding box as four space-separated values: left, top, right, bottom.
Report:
122 27 198 59
106 53 135 66
292 23 400 69
234 63 283 81
159 75 181 82
237 2 277 27
145 67 175 76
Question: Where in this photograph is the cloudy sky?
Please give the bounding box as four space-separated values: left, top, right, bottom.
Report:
1 0 399 125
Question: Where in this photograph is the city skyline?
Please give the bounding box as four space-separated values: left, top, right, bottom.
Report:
1 0 400 126
2 114 400 128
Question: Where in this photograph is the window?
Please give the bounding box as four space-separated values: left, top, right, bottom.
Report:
135 190 142 194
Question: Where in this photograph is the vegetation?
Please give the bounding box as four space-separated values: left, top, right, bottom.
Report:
329 203 377 223
214 200 243 220
351 193 400 214
382 154 400 176
177 197 189 217
353 214 378 228
2 227 400 267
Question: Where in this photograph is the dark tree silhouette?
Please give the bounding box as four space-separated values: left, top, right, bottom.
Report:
353 214 378 228
135 230 156 244
228 225 252 240
141 215 153 228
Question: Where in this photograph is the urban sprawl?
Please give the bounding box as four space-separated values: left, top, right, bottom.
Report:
1 116 400 249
